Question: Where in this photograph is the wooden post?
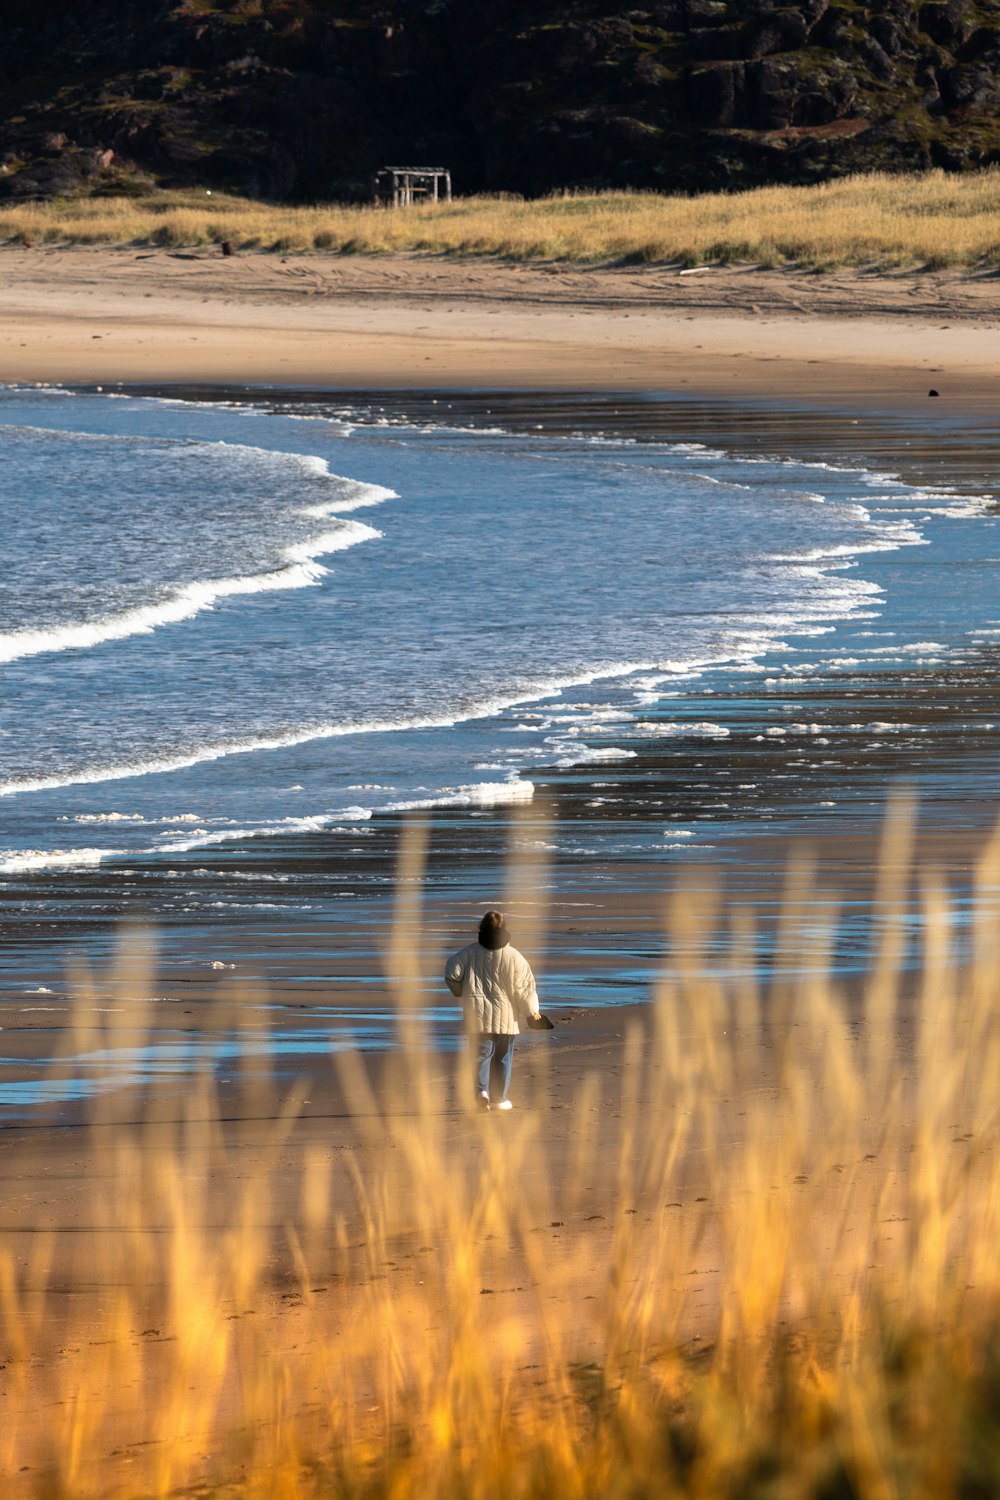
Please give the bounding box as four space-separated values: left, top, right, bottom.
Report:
375 166 451 207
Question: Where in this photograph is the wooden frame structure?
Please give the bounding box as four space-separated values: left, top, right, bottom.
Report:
373 165 452 207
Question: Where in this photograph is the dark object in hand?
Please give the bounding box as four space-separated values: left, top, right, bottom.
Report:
527 1013 554 1030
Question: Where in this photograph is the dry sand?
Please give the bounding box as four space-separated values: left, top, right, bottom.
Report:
2 245 999 405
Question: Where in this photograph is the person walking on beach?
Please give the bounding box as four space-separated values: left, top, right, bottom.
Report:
444 910 550 1111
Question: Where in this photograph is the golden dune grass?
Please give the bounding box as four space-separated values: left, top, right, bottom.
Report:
2 170 1000 268
3 798 1000 1496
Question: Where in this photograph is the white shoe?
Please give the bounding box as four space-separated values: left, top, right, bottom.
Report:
495 1099 513 1111
478 1091 491 1111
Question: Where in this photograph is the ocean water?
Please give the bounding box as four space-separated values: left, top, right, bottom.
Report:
4 383 996 869
2 382 1000 1093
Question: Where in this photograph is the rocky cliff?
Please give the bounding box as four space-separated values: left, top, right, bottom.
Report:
3 0 1000 201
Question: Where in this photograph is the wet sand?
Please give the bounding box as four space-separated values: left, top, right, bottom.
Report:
2 749 999 1490
3 803 996 1491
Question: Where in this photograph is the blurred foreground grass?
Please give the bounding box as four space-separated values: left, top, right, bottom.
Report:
3 799 1000 1496
2 170 1000 269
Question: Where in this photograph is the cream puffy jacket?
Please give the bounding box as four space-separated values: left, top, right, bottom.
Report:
444 942 540 1035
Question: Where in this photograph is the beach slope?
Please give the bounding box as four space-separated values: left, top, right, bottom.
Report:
2 247 999 405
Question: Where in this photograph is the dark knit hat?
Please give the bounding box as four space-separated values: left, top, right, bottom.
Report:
478 910 510 950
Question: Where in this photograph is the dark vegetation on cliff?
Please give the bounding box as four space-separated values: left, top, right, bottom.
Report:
3 0 1000 202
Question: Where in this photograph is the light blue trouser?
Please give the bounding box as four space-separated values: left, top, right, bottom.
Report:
475 1033 515 1103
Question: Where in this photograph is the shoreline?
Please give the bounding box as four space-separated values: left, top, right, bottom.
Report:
3 783 998 1117
4 375 1000 1085
3 310 1000 1483
2 247 1000 408
2 373 999 1078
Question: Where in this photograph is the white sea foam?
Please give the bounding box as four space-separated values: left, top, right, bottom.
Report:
589 719 731 740
384 779 535 812
539 708 633 727
771 538 918 563
1 423 398 663
552 746 638 767
685 721 731 739
0 663 658 799
936 495 995 518
0 517 382 665
670 443 725 457
840 641 944 660
73 811 145 823
1 846 117 873
301 480 398 516
157 807 372 853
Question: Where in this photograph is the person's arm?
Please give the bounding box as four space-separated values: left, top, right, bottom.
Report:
444 949 466 998
513 952 542 1022
509 951 554 1029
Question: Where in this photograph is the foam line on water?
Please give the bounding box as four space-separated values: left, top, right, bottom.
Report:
0 846 120 873
0 662 657 799
0 591 892 802
157 780 537 852
0 417 399 661
3 780 537 866
156 808 373 854
0 518 381 665
384 779 536 812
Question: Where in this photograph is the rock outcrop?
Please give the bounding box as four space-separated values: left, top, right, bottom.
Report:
2 0 1000 201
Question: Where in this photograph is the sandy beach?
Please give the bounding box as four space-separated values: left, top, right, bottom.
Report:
3 248 1000 1493
2 246 1000 406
